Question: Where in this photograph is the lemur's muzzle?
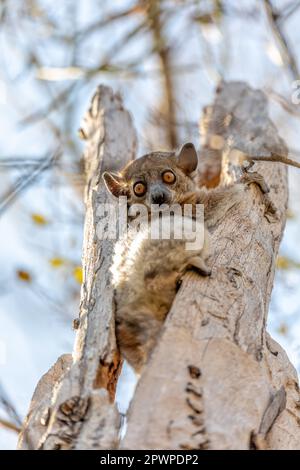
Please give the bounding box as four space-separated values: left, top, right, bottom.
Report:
150 185 171 205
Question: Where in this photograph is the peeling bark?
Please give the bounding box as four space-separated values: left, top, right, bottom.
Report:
17 354 72 449
18 85 137 450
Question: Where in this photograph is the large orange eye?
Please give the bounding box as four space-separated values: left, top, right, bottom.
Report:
133 182 146 197
162 170 176 184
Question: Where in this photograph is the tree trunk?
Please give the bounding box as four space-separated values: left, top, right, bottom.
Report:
18 85 137 450
18 82 300 450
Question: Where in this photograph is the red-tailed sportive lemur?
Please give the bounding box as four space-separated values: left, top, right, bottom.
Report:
102 142 282 372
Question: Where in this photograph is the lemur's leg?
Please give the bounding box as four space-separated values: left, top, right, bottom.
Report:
116 311 162 373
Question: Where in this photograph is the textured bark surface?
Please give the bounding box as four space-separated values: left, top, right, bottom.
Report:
122 82 300 450
18 85 137 450
18 81 300 450
17 354 72 449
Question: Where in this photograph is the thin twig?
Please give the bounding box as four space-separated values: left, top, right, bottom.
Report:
263 0 299 79
249 153 300 169
20 83 78 126
0 150 60 217
265 87 300 119
73 5 143 40
0 382 22 429
0 418 21 434
278 0 300 23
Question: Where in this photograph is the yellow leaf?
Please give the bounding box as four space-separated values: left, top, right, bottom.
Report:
73 266 83 284
276 256 300 270
49 257 64 268
31 213 48 225
278 323 288 336
276 256 290 270
17 270 32 282
286 208 295 219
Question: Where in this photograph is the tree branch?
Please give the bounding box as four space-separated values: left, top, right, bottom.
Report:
121 81 300 450
147 0 178 148
18 85 137 450
263 0 299 80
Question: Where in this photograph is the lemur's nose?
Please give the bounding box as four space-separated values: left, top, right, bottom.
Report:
151 191 167 205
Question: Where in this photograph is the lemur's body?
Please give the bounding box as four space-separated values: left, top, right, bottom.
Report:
111 213 210 371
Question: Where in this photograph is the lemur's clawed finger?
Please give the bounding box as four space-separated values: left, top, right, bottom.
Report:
240 170 270 194
186 256 212 277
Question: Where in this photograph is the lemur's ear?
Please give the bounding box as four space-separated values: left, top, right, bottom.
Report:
102 172 127 197
176 142 198 174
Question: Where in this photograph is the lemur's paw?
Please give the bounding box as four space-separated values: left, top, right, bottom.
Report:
262 194 279 223
240 170 270 194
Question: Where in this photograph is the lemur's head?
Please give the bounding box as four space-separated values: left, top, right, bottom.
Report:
103 143 198 211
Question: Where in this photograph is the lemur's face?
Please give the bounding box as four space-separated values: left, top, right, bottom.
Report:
103 143 198 211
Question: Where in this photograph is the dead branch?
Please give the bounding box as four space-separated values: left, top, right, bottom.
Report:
17 86 137 450
147 0 178 148
263 0 299 79
122 81 300 450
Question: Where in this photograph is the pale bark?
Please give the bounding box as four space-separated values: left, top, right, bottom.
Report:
18 85 137 450
122 82 300 450
18 81 300 450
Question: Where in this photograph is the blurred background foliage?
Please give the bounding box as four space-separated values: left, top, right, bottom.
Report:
1 0 300 448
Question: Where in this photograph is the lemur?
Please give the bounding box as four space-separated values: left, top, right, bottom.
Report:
103 143 287 371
